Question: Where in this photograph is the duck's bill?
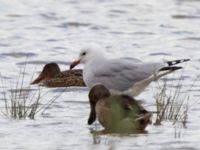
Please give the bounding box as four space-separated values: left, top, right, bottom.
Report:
31 74 44 84
69 60 80 70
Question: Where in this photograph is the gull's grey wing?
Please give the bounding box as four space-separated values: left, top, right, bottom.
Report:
91 58 164 91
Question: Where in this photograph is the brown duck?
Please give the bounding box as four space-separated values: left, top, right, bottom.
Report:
88 84 152 133
31 63 85 87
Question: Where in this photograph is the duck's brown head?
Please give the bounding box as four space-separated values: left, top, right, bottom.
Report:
88 84 110 125
31 63 61 84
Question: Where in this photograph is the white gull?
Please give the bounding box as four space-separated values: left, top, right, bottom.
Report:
70 45 189 96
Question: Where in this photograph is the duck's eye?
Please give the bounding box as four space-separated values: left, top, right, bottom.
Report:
82 52 86 56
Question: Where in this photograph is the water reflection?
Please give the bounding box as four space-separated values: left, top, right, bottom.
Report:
172 14 200 19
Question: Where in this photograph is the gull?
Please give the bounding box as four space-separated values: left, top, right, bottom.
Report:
70 45 190 96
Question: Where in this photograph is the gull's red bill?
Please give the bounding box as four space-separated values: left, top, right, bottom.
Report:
69 60 80 70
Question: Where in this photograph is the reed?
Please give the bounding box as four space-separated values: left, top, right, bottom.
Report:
0 60 63 119
154 76 189 127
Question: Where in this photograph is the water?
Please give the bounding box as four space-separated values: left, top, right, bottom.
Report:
0 0 200 149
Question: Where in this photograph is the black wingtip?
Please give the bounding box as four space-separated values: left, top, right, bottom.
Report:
166 59 190 66
184 59 190 61
159 66 183 71
180 59 190 63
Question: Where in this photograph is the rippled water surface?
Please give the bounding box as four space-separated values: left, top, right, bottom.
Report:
0 0 200 149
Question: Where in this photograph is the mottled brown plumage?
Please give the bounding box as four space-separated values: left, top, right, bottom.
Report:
88 84 152 133
31 63 85 87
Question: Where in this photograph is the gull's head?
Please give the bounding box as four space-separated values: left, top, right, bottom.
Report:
79 45 103 63
70 44 105 70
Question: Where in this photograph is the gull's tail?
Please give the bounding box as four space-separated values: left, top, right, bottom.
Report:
121 59 190 97
122 62 189 97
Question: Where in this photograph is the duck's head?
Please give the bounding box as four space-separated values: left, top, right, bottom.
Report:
31 63 61 84
88 84 110 125
69 44 105 70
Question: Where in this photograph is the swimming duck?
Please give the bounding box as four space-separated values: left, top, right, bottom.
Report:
31 63 85 87
88 84 152 133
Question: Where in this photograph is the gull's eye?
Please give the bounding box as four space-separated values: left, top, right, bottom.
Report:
81 52 86 56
